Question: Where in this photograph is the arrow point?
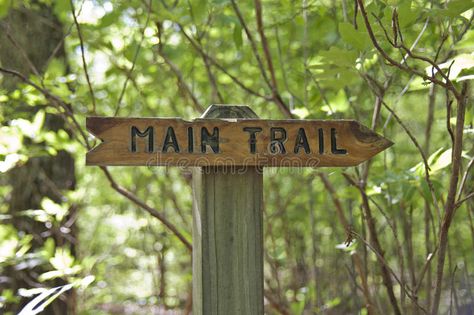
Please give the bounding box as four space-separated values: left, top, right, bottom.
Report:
350 121 394 153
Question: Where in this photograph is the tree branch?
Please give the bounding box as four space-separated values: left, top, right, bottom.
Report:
432 82 468 314
318 173 377 314
343 172 403 315
355 0 460 99
100 166 192 251
254 0 292 118
70 0 96 114
0 66 91 150
114 0 152 116
230 0 292 118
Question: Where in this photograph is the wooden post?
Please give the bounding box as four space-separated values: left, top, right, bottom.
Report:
192 105 264 315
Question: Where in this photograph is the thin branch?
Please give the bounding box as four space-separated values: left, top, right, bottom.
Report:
0 22 41 78
100 166 192 251
157 50 205 113
351 230 429 314
192 28 225 104
230 0 292 118
70 0 96 114
355 0 460 99
254 0 278 91
230 0 271 88
1 67 193 252
381 100 442 219
318 173 377 314
114 0 153 116
343 172 402 315
275 26 303 106
456 192 474 209
432 82 469 314
414 244 439 294
177 24 268 100
254 0 292 117
0 67 91 150
155 22 205 113
45 0 87 72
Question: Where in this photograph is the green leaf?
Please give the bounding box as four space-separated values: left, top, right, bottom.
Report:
41 238 56 259
190 0 208 22
50 247 75 270
124 40 140 62
455 29 474 50
0 0 12 18
444 0 474 17
398 0 420 28
319 46 358 67
408 77 432 91
233 24 243 49
410 148 452 176
100 11 121 28
338 22 371 50
39 265 81 281
53 0 69 20
32 111 45 133
292 107 309 118
430 149 452 173
41 198 67 221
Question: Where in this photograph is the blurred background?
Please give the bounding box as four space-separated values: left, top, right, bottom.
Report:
0 0 472 314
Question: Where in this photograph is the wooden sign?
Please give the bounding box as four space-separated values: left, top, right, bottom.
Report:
86 116 392 167
85 105 394 315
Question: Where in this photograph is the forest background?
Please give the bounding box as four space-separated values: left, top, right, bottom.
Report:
0 0 473 314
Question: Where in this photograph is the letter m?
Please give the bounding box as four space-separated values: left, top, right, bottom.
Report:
130 126 154 152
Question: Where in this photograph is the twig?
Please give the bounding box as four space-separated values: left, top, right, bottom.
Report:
381 100 442 219
254 0 292 118
100 166 192 251
351 230 428 314
114 0 153 116
343 172 403 315
318 173 377 314
423 83 436 308
177 24 268 100
275 26 302 107
355 0 460 99
414 244 439 293
70 0 96 114
155 22 205 113
456 192 474 209
231 0 292 118
0 22 41 78
230 0 271 88
0 67 91 150
254 0 278 92
44 0 87 72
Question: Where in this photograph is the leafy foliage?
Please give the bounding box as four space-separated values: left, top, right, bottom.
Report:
0 0 473 314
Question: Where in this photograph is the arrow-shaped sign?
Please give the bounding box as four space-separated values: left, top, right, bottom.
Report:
86 117 392 167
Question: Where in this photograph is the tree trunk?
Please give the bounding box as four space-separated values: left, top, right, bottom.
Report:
0 4 77 314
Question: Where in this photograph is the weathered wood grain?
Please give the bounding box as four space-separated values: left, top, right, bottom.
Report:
193 105 264 315
86 113 393 167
